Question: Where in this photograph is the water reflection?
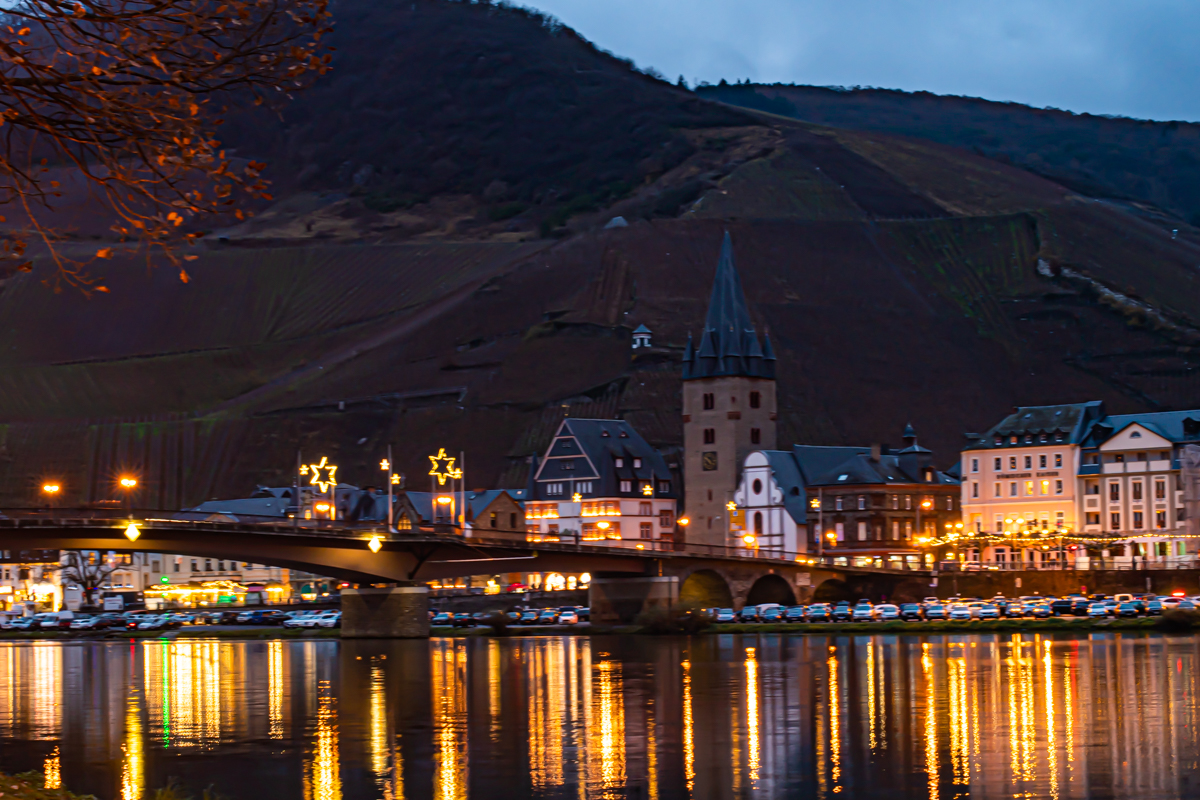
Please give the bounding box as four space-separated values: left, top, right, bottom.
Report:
0 634 1198 798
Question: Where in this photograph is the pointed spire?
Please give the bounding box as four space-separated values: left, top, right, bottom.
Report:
682 231 776 380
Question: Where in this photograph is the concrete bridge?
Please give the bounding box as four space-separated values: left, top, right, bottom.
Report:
0 509 935 635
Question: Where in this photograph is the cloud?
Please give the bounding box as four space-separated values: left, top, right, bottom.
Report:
525 0 1200 121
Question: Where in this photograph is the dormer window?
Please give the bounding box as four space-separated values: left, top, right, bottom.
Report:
561 459 575 470
601 430 610 438
1130 431 1142 439
633 458 642 469
614 458 624 468
619 432 628 438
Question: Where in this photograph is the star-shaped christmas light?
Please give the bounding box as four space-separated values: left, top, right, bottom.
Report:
428 448 463 486
307 456 338 493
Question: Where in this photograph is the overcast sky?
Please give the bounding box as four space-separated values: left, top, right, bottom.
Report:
524 0 1200 122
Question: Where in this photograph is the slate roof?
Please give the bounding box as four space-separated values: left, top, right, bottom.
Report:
760 450 808 524
682 231 776 380
1080 409 1200 447
967 402 1105 448
532 418 675 500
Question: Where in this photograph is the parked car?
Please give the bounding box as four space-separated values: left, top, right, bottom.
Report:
805 604 831 622
1179 600 1197 610
977 603 1001 620
851 603 874 622
558 611 579 625
1050 598 1074 616
924 604 947 621
715 608 736 623
452 613 474 628
519 611 539 624
948 604 972 621
537 610 559 624
575 607 590 622
315 612 342 629
1086 603 1110 619
832 603 852 622
283 611 320 629
3 617 35 630
899 603 923 621
1070 597 1092 616
430 612 453 626
1028 604 1052 618
784 606 807 622
1003 602 1026 618
759 607 785 623
873 604 900 621
70 616 113 631
1146 600 1164 616
505 611 521 623
1116 602 1140 618
738 607 760 623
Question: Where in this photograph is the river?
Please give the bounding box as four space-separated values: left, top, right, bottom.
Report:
0 632 1194 799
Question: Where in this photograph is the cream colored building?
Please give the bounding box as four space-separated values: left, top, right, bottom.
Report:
962 403 1200 566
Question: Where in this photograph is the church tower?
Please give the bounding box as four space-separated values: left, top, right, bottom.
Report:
681 232 777 548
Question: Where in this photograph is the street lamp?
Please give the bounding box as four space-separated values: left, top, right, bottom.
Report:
367 535 382 553
124 523 141 542
118 476 138 518
41 482 60 509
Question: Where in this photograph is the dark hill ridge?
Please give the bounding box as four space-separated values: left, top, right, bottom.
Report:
3 1 1200 507
697 82 1200 226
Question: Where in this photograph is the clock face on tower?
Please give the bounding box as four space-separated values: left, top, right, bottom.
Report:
702 451 718 471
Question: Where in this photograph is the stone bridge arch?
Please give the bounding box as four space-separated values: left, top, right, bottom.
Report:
745 573 796 606
678 568 734 608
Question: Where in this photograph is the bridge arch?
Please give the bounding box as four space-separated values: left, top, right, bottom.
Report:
745 573 796 606
678 568 733 608
812 578 853 603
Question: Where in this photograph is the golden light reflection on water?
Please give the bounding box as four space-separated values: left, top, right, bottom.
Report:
305 684 340 800
432 640 468 800
682 659 695 795
0 635 1198 799
744 647 760 787
43 745 60 790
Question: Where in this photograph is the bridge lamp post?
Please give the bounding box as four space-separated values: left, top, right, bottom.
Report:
41 483 60 509
367 535 383 553
118 476 138 518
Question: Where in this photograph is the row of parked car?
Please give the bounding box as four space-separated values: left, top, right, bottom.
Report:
0 607 343 632
430 606 590 628
708 593 1200 624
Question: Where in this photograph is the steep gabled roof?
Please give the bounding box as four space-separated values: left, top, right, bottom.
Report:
532 418 675 499
683 232 775 380
969 401 1105 448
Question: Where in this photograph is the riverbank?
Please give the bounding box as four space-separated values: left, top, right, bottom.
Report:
0 626 341 641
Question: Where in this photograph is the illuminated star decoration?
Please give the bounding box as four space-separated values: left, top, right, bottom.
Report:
642 484 654 497
307 456 338 493
428 448 463 486
572 492 582 503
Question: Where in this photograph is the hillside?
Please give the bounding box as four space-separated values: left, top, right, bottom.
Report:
697 82 1200 226
2 1 1200 509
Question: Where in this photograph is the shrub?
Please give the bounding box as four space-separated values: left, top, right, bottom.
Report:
483 610 509 636
1158 609 1200 631
635 604 712 635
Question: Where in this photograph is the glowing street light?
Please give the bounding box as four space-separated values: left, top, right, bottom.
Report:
119 477 138 489
742 534 756 546
42 483 60 495
367 536 383 553
124 523 141 542
678 517 690 527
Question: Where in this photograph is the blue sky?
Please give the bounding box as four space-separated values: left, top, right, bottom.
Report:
525 1 1200 121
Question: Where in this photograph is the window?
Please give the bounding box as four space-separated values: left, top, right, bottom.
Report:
972 482 979 498
657 481 670 493
581 500 618 516
904 520 913 539
1039 454 1047 468
639 502 652 516
614 458 624 468
754 512 764 535
750 428 761 445
1055 453 1063 468
174 561 181 573
904 495 912 510
947 497 954 511
620 480 632 493
659 510 674 527
1086 512 1100 526
1025 480 1035 495
1009 457 1017 470
702 428 715 444
971 458 979 472
205 559 213 572
994 482 1001 497
510 512 517 528
546 483 563 495
1131 510 1144 529
994 457 1001 470
891 521 899 539
577 482 593 494
633 458 642 468
1109 483 1120 502
1156 510 1167 528
857 521 868 541
702 393 714 410
1155 479 1166 500
891 495 899 510
640 522 652 539
749 391 761 409
857 495 867 510
1040 480 1049 495
1010 482 1018 497
835 497 844 511
1132 481 1143 501
562 459 575 470
1110 512 1121 531
1055 480 1063 494
1024 455 1032 469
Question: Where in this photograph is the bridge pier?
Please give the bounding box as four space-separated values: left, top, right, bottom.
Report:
589 576 678 625
341 586 431 638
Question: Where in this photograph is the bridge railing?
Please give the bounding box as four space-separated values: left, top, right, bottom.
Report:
0 509 933 573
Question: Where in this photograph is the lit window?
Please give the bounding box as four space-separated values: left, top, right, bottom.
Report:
620 480 632 493
633 458 642 469
614 458 624 468
857 495 866 510
1156 510 1167 528
1040 480 1049 495
1055 453 1063 468
835 497 843 511
1055 480 1063 494
1009 457 1017 470
1025 481 1034 495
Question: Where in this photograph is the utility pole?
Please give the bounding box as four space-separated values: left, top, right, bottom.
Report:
817 487 824 558
294 450 301 531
